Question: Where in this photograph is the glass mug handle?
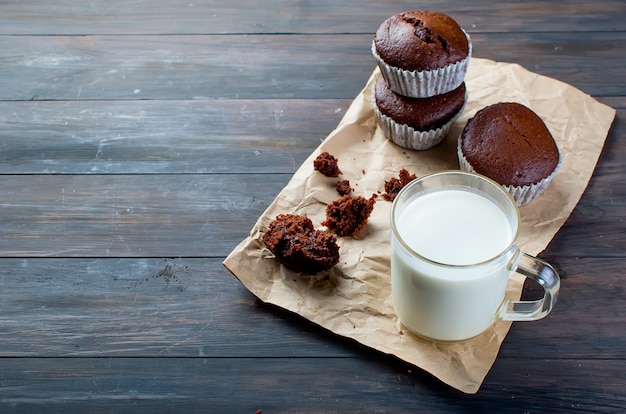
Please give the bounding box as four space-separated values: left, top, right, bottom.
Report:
498 250 561 321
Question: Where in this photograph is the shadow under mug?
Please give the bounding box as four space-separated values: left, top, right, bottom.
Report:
390 170 560 342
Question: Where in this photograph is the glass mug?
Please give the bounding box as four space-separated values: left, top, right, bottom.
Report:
390 170 560 342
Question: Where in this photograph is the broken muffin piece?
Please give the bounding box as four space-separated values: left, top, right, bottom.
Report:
383 168 417 201
322 194 377 237
313 151 342 177
262 214 340 274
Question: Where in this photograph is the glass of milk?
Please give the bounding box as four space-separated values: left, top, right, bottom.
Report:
390 170 560 342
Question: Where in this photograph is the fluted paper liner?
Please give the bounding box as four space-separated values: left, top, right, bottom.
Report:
373 88 467 150
224 58 616 394
458 141 563 206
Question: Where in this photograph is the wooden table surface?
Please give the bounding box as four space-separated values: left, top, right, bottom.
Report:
0 1 624 412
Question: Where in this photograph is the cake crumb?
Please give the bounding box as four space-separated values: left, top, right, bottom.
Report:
322 194 377 237
313 151 342 177
336 179 353 196
383 168 417 201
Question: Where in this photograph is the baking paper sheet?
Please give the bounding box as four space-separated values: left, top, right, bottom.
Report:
223 58 616 393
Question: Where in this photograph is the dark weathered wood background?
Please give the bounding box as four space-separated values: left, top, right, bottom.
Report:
0 0 624 412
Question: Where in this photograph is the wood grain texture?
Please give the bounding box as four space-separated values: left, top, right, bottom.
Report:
0 257 623 360
0 0 623 35
1 32 624 101
0 258 351 357
0 357 623 413
0 99 351 174
0 174 287 257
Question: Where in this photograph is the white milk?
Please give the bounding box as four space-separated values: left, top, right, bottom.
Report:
391 189 516 341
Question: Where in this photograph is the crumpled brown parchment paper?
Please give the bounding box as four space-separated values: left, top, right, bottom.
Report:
223 57 616 394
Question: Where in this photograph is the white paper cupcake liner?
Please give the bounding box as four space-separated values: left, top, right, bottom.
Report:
372 30 472 98
373 91 467 150
457 137 562 206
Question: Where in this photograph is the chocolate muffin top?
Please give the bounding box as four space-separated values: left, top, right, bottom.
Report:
460 102 560 186
375 76 466 130
374 10 469 72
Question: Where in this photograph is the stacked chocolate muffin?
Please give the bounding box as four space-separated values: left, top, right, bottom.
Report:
372 10 471 150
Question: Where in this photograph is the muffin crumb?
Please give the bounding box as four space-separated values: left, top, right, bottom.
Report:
322 194 377 237
262 214 340 274
313 151 342 177
336 180 353 196
383 168 417 201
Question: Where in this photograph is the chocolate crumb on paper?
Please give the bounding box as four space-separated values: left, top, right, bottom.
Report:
322 194 377 237
383 168 418 201
313 151 342 177
336 179 353 196
262 214 340 274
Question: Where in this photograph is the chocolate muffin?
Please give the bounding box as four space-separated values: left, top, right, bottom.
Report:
373 75 466 150
262 214 340 274
458 102 560 205
372 10 471 98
